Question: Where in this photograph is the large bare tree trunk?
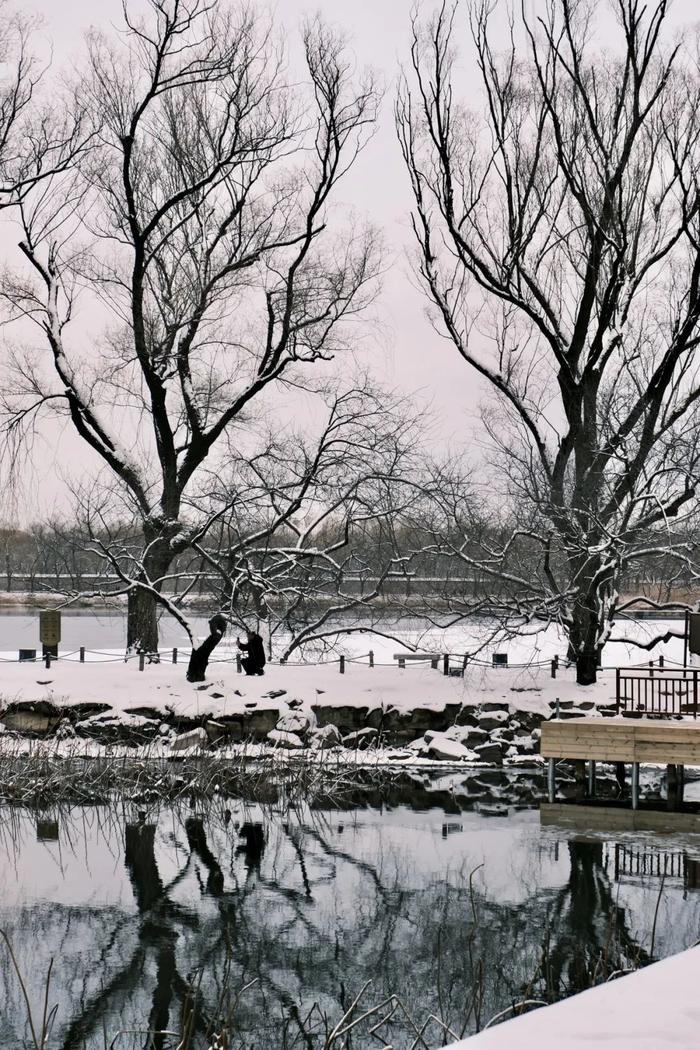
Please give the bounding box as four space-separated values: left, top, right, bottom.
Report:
126 545 174 654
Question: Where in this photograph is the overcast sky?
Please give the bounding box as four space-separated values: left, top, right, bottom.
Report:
5 0 700 524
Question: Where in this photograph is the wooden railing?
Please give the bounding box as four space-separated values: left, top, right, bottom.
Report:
614 844 687 882
615 666 698 718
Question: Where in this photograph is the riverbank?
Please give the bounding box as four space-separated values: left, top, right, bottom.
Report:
0 657 621 763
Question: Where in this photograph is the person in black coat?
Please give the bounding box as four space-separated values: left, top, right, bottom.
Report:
186 614 227 683
238 629 266 675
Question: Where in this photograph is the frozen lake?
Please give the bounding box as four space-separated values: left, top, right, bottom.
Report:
0 607 688 666
1 775 700 1048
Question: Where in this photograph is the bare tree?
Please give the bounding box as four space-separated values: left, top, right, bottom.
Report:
0 0 380 653
192 381 440 658
397 0 700 683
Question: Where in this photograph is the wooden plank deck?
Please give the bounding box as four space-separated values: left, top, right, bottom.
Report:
540 802 700 833
541 716 700 765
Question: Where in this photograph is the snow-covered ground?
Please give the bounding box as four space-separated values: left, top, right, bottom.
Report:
0 654 616 721
442 945 700 1048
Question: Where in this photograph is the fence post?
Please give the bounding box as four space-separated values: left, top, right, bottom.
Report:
553 654 559 670
172 647 178 665
79 646 85 663
45 652 51 669
443 653 449 676
547 758 556 803
236 654 242 673
659 654 664 668
551 658 557 679
369 650 374 668
695 670 698 719
555 697 560 719
139 653 145 672
339 655 345 675
616 668 621 714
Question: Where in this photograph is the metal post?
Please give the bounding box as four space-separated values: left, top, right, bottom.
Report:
172 647 178 664
553 654 559 670
79 646 85 663
339 655 345 674
631 762 640 810
588 760 596 798
616 667 621 714
45 652 51 669
659 654 664 668
236 654 242 673
443 653 449 676
139 653 145 672
369 650 374 668
684 610 689 670
551 658 557 679
547 758 556 803
555 697 560 719
695 671 698 718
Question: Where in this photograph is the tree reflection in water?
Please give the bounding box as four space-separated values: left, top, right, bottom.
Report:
0 787 699 1049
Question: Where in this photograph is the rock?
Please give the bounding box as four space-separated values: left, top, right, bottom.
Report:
381 704 461 743
2 701 63 736
480 702 510 713
67 702 113 721
313 704 370 733
577 700 596 710
267 729 304 749
205 720 227 743
343 728 378 750
288 698 303 709
427 735 475 762
78 711 160 746
276 712 311 736
209 691 224 700
512 735 536 754
476 802 509 817
170 727 208 751
310 724 342 750
455 707 479 727
477 713 509 732
473 741 504 765
124 706 163 720
263 689 287 699
558 710 586 719
460 727 489 746
55 718 75 741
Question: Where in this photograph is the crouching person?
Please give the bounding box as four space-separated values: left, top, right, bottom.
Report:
237 628 266 676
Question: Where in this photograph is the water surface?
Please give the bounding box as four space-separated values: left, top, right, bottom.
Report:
1 775 700 1048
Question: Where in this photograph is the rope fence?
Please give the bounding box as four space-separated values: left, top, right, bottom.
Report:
0 645 679 677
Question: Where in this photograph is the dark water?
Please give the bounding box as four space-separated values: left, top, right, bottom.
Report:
2 774 700 1049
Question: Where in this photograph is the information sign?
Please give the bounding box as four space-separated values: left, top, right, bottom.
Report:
39 610 62 646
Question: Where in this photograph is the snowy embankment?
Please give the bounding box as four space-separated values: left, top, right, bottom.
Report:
0 652 621 763
442 945 700 1049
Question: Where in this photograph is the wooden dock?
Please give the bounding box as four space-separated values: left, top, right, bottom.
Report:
541 716 700 764
540 716 700 808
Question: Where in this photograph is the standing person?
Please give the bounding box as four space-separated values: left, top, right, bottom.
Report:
186 614 227 683
238 628 266 676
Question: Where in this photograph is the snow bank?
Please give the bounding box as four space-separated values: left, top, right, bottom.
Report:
442 947 700 1049
0 655 615 721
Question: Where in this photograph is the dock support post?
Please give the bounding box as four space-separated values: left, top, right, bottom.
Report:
547 757 556 803
588 760 596 798
631 762 640 810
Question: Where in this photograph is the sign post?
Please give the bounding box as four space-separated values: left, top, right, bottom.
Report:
39 610 61 658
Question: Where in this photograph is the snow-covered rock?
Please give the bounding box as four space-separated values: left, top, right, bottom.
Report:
309 724 342 749
276 712 311 736
426 733 475 762
170 727 208 751
267 729 304 749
